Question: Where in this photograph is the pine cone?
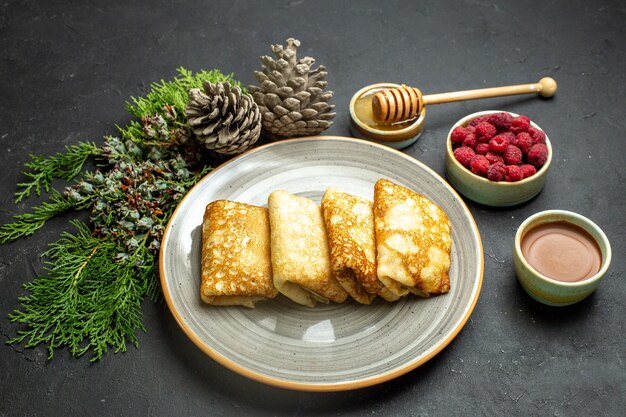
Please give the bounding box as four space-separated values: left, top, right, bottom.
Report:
249 38 336 138
185 81 261 155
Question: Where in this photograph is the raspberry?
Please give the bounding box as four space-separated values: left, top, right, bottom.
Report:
475 122 497 143
453 146 475 167
501 131 516 141
475 143 490 155
512 132 533 155
505 165 524 182
528 127 546 144
520 164 537 178
451 126 469 144
503 145 523 165
487 112 513 132
489 134 510 154
487 162 506 181
469 155 490 177
463 133 478 148
510 115 531 134
457 113 548 179
527 143 549 167
485 152 504 165
468 115 490 127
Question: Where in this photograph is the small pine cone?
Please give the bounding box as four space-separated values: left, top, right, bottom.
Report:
248 38 336 138
185 81 261 155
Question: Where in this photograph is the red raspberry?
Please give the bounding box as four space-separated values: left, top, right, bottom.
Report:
489 134 510 154
528 127 546 144
453 146 475 167
510 115 531 134
466 125 476 134
501 131 516 141
520 164 537 178
485 152 504 165
475 122 497 143
475 143 490 155
469 155 490 177
487 112 513 132
487 162 506 181
527 143 549 167
512 132 533 155
468 115 490 127
505 165 524 182
451 126 469 144
503 145 523 165
463 133 478 149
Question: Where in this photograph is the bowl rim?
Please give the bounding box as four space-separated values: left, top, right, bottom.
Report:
349 82 426 138
514 209 612 287
445 110 552 186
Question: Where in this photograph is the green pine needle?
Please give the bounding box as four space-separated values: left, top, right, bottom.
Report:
7 220 153 361
125 67 243 120
0 191 94 244
118 120 145 144
4 67 233 361
15 142 100 203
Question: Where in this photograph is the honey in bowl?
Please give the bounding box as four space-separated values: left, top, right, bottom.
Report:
349 82 427 150
353 89 417 131
520 221 602 282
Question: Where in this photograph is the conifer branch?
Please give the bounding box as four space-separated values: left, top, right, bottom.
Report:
3 67 230 361
15 142 100 203
125 67 242 119
0 191 94 244
7 221 152 361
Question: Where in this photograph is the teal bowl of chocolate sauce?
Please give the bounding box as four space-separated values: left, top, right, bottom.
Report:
514 210 612 306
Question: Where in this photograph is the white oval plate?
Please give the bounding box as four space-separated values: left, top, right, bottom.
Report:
160 137 483 391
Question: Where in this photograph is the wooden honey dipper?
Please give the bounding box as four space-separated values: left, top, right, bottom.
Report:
372 77 557 122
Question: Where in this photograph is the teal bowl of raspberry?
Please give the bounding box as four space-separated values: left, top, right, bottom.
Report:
444 110 552 207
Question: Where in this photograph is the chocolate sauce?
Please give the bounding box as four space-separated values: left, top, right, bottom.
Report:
521 221 602 282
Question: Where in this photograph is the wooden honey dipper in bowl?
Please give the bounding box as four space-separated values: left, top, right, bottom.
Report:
372 77 557 123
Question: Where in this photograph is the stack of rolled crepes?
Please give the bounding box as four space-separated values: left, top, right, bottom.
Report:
200 179 452 308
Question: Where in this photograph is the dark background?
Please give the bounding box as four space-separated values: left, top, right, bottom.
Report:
1 1 624 416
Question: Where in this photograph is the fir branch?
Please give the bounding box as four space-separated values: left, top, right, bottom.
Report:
118 120 145 144
0 191 94 244
7 220 153 361
15 142 100 203
5 67 229 361
125 67 242 120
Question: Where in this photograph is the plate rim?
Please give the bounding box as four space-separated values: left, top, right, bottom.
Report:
159 136 484 392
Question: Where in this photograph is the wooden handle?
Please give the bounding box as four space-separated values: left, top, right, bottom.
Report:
372 77 557 122
423 77 557 105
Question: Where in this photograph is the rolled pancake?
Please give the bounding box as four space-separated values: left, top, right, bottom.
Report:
374 179 452 297
268 190 348 307
201 200 278 308
321 187 398 303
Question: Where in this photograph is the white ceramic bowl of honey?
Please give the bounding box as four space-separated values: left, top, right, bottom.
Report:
349 83 426 149
514 210 612 306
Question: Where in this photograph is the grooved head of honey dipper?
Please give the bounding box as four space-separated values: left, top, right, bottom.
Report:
372 86 422 122
372 92 390 122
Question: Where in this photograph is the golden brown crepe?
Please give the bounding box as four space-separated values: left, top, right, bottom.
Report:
373 179 452 297
268 190 348 307
200 200 278 308
321 187 398 303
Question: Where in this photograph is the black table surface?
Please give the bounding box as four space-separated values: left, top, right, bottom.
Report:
1 1 624 416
